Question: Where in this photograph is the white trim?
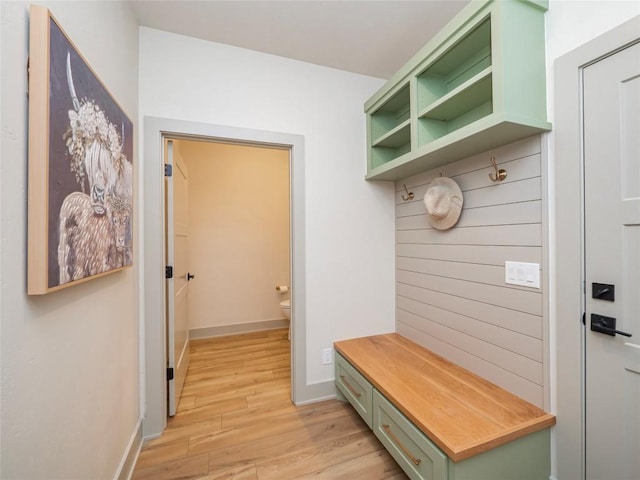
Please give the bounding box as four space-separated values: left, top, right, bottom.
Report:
541 132 551 413
113 419 143 480
190 319 289 339
142 116 308 439
291 380 337 406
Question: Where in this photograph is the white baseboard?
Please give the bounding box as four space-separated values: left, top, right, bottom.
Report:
114 418 143 480
294 380 337 406
190 318 289 339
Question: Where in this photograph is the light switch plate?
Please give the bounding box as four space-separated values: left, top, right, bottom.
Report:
505 261 540 288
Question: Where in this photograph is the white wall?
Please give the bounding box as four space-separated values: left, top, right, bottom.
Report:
139 27 395 385
179 140 290 330
0 2 140 478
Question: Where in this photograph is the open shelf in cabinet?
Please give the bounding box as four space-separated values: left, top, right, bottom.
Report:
364 0 551 181
418 66 493 144
369 83 411 168
416 16 492 146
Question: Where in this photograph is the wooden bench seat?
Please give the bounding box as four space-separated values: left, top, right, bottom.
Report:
334 333 555 463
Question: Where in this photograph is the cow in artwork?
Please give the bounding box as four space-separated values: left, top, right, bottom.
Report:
57 52 133 285
57 192 131 283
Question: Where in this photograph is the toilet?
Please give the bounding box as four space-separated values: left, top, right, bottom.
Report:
280 299 291 339
279 299 291 320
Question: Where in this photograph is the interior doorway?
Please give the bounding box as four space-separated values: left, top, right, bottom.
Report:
143 118 307 439
164 137 292 416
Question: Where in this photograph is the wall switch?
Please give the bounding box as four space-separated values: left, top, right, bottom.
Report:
505 261 540 288
322 348 333 365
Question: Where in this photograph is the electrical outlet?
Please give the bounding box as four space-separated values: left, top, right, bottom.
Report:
322 348 333 365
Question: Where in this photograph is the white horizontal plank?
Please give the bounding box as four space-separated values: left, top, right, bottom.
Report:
454 154 541 193
395 153 541 204
396 177 541 216
398 309 543 384
463 178 542 209
396 136 541 192
396 323 544 407
397 282 542 338
397 269 542 315
396 223 541 246
396 244 542 266
397 296 543 361
397 201 542 229
395 256 541 292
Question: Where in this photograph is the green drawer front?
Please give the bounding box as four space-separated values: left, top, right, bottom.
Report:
335 352 373 428
373 391 448 480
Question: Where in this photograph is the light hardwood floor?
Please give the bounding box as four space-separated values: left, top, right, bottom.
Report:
132 328 407 479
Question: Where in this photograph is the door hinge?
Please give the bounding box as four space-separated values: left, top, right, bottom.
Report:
165 266 173 279
164 164 172 177
167 367 174 381
582 312 586 325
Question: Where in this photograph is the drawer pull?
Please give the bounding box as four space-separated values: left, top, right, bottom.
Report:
339 375 362 398
382 424 422 466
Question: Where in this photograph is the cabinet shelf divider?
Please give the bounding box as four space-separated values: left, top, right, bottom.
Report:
419 66 493 120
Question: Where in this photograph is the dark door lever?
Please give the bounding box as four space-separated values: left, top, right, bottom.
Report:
592 283 615 301
591 314 632 337
187 273 195 281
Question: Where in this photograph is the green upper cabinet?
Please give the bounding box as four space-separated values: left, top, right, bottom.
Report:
365 0 550 181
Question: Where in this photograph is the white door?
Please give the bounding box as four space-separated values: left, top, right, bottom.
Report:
165 139 191 416
584 42 640 480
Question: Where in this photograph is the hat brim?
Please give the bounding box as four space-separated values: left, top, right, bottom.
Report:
424 177 464 230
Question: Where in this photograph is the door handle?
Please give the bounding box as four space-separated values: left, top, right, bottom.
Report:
187 273 195 281
590 314 632 337
592 283 615 301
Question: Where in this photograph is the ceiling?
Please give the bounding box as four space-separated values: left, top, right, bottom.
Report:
129 1 470 79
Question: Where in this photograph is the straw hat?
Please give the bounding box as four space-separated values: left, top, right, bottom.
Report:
423 177 463 230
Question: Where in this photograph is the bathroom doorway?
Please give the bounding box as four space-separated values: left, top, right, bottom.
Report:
174 139 291 340
166 138 291 416
143 117 307 438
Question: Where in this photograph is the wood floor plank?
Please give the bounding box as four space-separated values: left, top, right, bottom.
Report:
207 410 370 470
255 430 386 479
221 398 342 430
181 370 274 396
245 386 292 409
186 373 283 397
132 453 210 480
291 450 406 480
177 395 197 412
135 439 189 470
144 418 222 449
195 464 258 480
133 328 407 479
169 397 248 427
191 400 360 456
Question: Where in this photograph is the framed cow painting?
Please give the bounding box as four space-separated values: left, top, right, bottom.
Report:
28 5 133 294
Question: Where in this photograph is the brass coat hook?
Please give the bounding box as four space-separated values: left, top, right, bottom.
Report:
401 184 414 201
489 157 507 182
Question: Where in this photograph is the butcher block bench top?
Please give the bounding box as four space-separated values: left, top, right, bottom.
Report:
334 333 556 462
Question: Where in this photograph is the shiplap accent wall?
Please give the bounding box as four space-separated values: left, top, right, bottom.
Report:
395 136 546 407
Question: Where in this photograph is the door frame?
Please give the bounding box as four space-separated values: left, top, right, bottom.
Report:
554 16 640 480
142 117 307 438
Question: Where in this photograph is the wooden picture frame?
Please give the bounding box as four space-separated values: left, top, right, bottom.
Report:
28 5 133 294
